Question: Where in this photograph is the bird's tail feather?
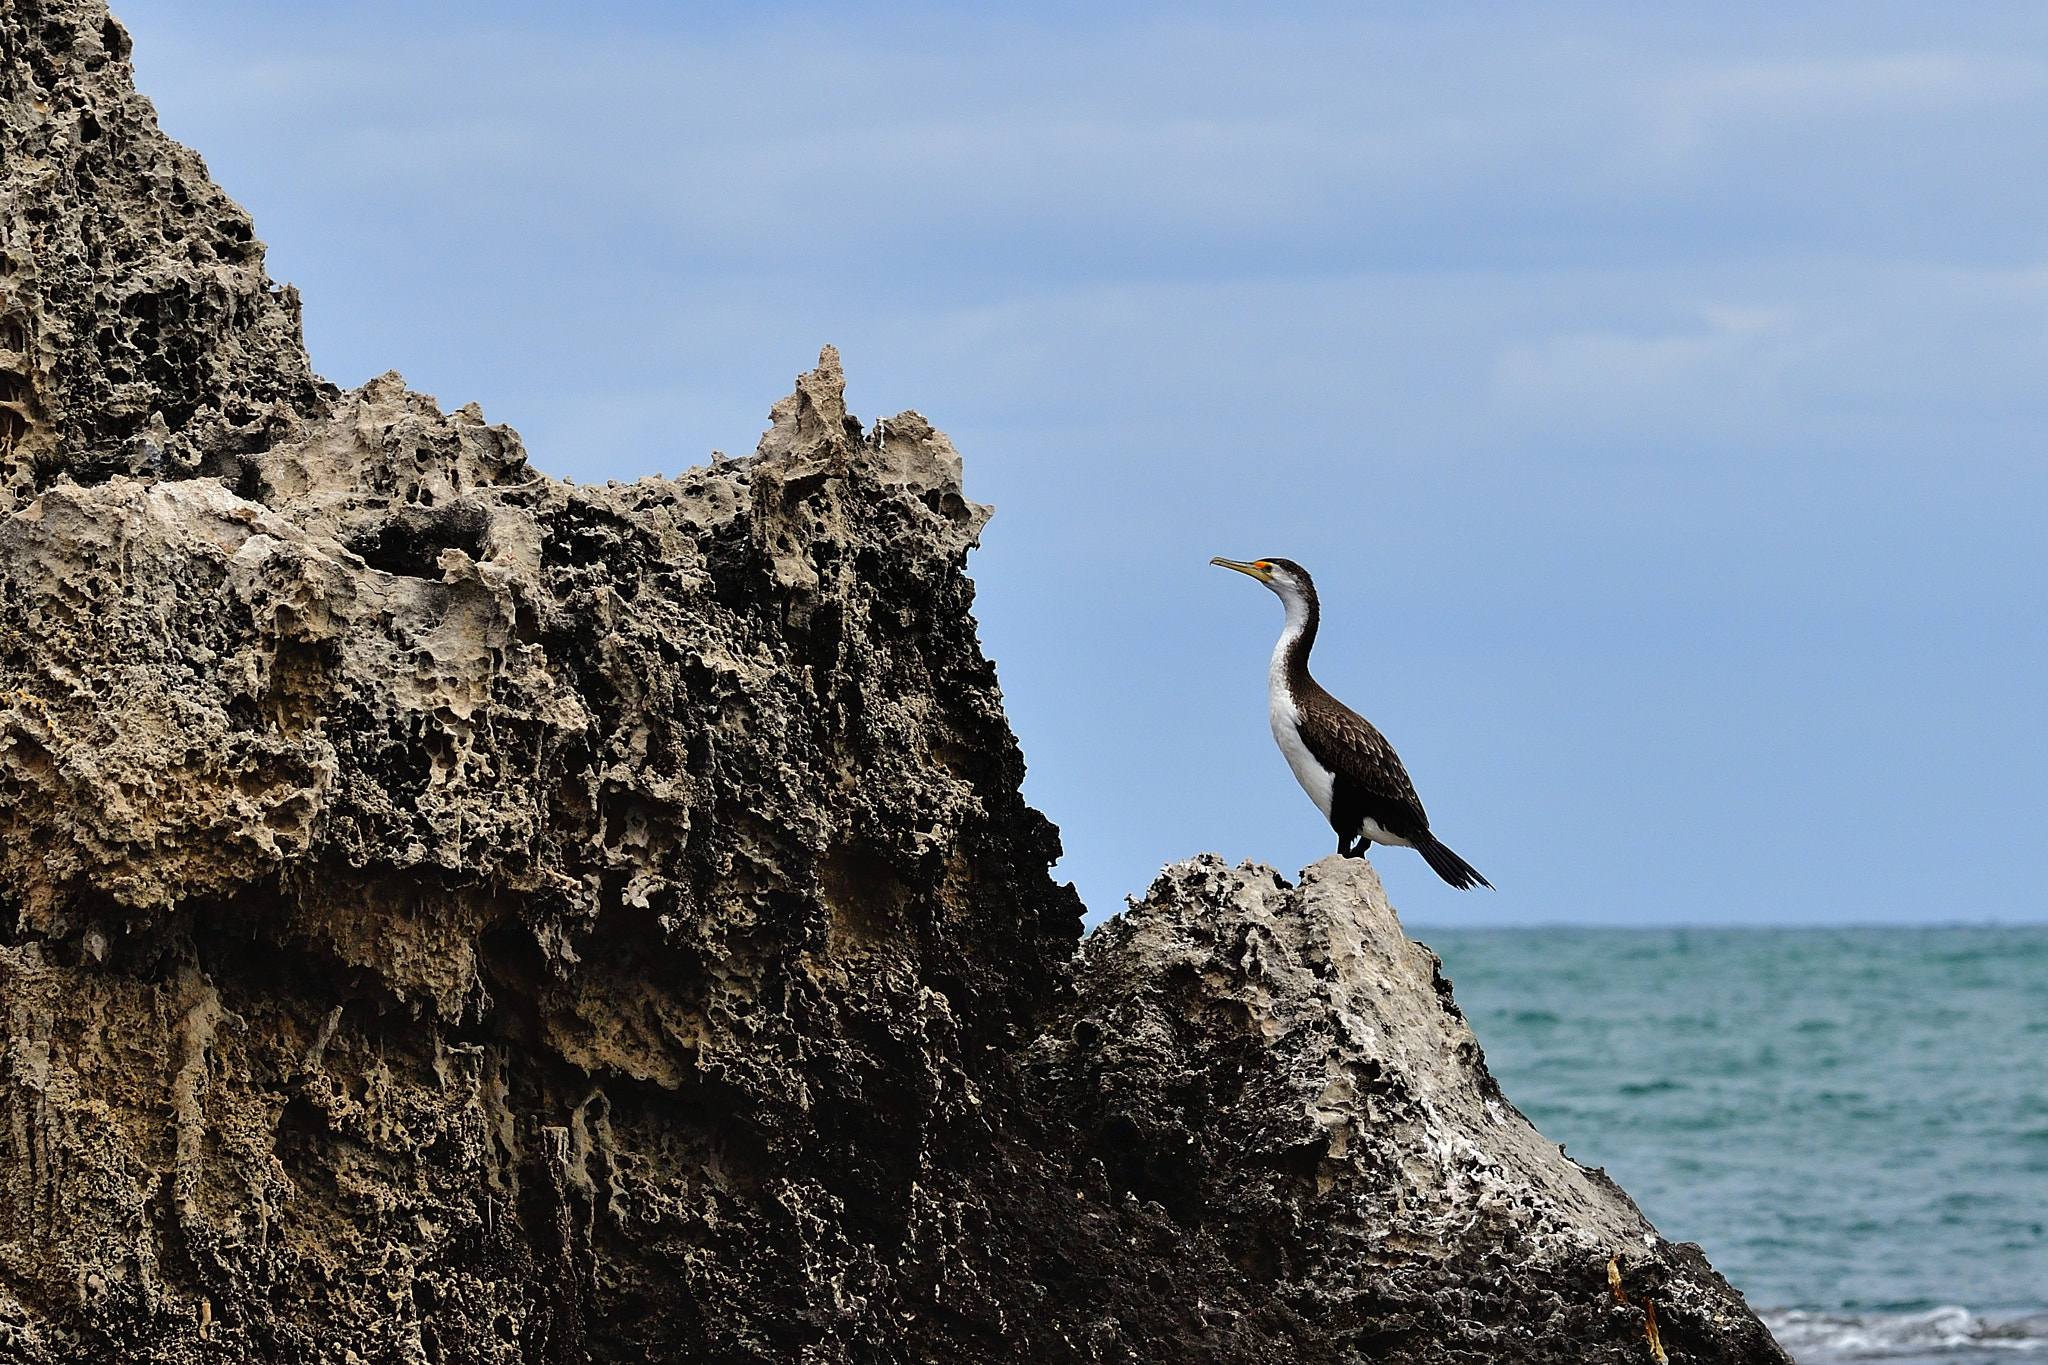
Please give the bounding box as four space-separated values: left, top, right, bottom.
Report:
1415 834 1491 890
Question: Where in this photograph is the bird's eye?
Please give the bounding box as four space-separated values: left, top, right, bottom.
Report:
1254 560 1270 570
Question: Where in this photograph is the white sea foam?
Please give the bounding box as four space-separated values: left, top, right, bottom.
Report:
1762 1306 2048 1361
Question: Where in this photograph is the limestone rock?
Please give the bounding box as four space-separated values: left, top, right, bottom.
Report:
0 2 1790 1360
1037 855 1790 1361
0 0 329 513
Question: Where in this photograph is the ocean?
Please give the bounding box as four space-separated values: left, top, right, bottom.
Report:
1420 926 2048 1365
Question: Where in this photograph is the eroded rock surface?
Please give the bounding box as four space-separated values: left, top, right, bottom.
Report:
0 0 327 510
1038 855 1790 1362
0 2 1789 1360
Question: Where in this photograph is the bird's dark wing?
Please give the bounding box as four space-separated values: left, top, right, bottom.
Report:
1294 682 1433 840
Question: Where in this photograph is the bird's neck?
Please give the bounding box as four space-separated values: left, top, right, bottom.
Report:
1268 592 1318 700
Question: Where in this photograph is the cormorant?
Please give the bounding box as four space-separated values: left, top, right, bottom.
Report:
1211 556 1490 890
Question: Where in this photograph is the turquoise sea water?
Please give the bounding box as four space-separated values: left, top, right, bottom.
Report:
1421 927 2048 1364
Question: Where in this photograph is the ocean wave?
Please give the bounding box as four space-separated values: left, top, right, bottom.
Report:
1763 1306 2048 1360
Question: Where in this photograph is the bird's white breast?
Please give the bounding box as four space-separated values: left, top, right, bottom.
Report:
1269 647 1334 821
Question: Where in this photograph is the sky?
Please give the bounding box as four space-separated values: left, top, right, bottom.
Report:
111 1 2048 928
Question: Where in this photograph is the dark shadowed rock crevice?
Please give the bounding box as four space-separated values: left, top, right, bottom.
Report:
0 1 1789 1360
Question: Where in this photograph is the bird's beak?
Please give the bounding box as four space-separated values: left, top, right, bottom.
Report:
1210 557 1272 583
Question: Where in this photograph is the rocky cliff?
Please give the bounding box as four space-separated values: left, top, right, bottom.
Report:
0 2 1789 1361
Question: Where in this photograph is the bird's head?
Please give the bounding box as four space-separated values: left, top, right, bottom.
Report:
1211 556 1316 607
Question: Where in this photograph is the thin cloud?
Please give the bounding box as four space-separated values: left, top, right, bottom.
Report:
111 0 2048 925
